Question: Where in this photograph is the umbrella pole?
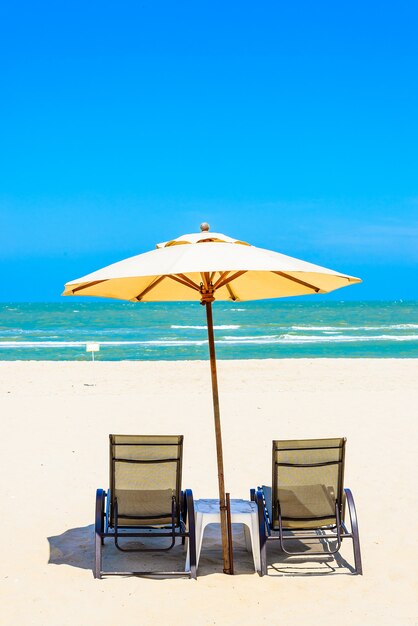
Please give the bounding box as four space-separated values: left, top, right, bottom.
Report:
205 300 232 575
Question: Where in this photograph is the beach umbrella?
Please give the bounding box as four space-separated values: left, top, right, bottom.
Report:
63 223 361 574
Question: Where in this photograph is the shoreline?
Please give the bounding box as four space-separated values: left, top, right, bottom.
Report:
1 356 417 363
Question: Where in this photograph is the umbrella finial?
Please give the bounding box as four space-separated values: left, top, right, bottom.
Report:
200 222 210 232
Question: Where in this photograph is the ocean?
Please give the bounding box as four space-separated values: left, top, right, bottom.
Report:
0 301 417 360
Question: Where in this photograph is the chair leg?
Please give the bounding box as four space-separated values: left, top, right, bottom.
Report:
185 489 197 579
255 490 268 576
180 491 186 545
94 489 105 579
243 524 252 552
344 488 363 575
94 530 102 579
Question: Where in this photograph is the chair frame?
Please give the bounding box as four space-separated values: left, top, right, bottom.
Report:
251 438 362 576
94 435 197 579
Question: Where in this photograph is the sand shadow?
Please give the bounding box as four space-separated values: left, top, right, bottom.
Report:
266 534 356 577
48 523 352 578
47 523 259 578
48 524 95 571
48 524 196 577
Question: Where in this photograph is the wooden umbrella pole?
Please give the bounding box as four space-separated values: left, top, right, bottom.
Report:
204 300 232 574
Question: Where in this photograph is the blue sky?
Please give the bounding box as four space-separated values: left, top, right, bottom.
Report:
1 1 417 301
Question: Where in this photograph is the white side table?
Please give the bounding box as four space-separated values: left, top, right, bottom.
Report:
185 498 260 573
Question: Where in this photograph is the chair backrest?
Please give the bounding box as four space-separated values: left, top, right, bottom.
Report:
109 435 183 527
272 438 346 530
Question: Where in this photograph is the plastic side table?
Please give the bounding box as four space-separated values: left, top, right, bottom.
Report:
185 498 261 573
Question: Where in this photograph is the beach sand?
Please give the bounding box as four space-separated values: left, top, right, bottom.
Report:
1 359 417 625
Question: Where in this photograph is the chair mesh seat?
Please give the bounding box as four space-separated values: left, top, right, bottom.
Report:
110 435 183 527
272 438 345 530
115 489 175 525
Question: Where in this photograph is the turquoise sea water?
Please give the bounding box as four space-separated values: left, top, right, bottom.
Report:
0 301 417 360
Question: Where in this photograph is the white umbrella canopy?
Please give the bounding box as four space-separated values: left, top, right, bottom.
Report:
63 223 361 575
63 226 360 301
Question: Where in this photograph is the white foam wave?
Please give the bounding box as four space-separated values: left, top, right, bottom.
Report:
171 325 240 330
222 335 276 341
291 326 341 331
1 334 417 349
385 324 418 329
279 334 418 344
291 324 418 331
216 334 418 345
0 340 208 348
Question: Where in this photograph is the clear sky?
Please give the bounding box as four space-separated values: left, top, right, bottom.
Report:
1 1 417 302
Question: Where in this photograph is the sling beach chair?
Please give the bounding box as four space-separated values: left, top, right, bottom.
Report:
94 435 197 578
252 438 362 575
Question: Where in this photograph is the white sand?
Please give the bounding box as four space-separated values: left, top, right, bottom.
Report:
1 359 417 625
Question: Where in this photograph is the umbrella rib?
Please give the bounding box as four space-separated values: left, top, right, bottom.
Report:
226 283 237 301
200 272 209 290
70 279 108 294
134 275 167 301
167 274 200 291
272 271 321 292
176 273 201 290
215 270 247 290
212 272 230 290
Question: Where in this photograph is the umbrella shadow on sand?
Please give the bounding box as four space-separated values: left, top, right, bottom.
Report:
47 523 352 578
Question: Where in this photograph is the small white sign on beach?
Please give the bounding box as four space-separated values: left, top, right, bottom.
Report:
86 342 100 361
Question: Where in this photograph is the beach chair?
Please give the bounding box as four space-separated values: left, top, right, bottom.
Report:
251 438 362 575
94 435 197 579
